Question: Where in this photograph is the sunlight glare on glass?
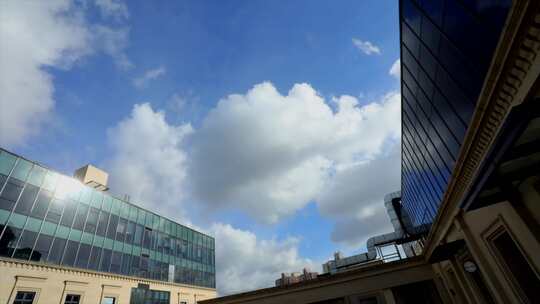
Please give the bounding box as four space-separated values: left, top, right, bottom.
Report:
55 175 83 200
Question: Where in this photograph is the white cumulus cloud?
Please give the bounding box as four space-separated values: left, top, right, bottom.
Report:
133 66 167 89
0 0 132 148
106 103 193 221
352 38 381 55
211 223 317 295
189 82 401 223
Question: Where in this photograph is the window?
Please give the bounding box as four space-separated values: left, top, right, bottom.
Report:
47 238 66 264
96 211 110 237
491 229 540 303
84 208 99 234
13 291 36 304
0 177 25 211
101 297 115 304
32 233 53 262
72 204 89 230
14 185 39 215
30 190 52 220
62 240 79 266
64 294 80 304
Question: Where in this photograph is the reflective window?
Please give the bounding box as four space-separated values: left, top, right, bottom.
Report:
100 249 112 272
47 238 66 264
0 177 24 211
75 243 91 268
62 240 79 266
84 208 99 234
88 246 102 270
106 215 118 240
14 185 39 215
32 233 53 262
13 291 36 304
46 199 64 224
400 0 510 228
30 190 52 220
60 200 77 227
13 229 37 260
72 204 88 230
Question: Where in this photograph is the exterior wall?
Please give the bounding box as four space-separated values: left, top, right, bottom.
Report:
0 257 217 304
0 148 216 289
399 0 512 227
432 195 540 304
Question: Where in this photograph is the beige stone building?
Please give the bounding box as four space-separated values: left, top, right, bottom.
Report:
0 258 216 304
201 0 540 303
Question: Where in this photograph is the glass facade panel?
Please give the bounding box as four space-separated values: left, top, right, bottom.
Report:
400 0 511 228
0 147 215 288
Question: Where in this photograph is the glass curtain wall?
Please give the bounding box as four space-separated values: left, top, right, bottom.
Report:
399 0 511 228
0 148 215 288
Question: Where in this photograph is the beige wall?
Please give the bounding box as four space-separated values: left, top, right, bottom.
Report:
432 187 540 304
0 258 216 304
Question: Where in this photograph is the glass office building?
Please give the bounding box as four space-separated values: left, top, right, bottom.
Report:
0 148 215 289
399 0 512 228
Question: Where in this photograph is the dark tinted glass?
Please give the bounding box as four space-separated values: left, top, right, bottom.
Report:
493 231 540 303
62 240 79 266
14 185 39 215
110 251 122 273
13 229 37 260
47 238 66 264
13 291 36 304
75 243 91 268
400 0 510 228
88 246 102 270
0 177 24 211
100 249 112 272
64 294 81 304
32 233 53 262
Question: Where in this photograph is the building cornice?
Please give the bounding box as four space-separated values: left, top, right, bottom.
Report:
424 0 540 259
0 257 216 292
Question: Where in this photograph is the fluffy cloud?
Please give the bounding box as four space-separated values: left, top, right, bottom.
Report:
189 82 400 223
352 38 381 55
389 59 401 79
211 223 317 295
106 103 193 221
133 66 167 89
0 0 131 147
319 145 401 247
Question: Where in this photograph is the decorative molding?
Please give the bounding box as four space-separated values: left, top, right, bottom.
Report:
15 275 47 282
425 1 540 259
64 280 89 286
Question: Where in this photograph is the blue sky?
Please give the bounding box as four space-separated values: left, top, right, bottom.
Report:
0 0 401 295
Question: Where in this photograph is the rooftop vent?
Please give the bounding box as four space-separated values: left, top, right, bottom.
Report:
74 164 109 191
